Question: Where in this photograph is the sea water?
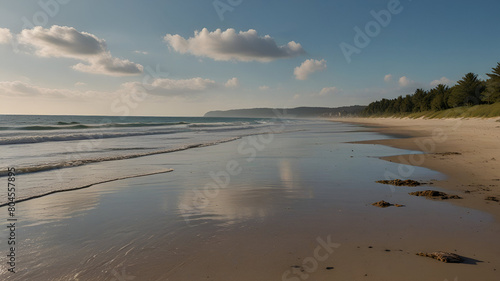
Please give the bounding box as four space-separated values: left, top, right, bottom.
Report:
0 114 320 205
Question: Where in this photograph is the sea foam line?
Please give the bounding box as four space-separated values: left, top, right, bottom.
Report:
0 129 303 206
0 123 260 145
0 128 305 177
0 129 183 145
0 137 242 177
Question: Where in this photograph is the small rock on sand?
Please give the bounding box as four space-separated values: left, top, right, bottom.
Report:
372 200 391 208
409 190 462 200
371 200 405 208
485 196 499 202
376 179 421 187
416 251 463 263
444 195 463 199
291 265 305 272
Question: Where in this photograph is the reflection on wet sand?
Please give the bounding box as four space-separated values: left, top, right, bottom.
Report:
177 158 317 226
19 187 101 227
280 159 314 199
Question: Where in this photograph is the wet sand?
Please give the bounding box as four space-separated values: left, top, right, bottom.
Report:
332 117 500 221
1 121 499 280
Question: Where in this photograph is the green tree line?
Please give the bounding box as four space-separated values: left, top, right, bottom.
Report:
362 62 500 116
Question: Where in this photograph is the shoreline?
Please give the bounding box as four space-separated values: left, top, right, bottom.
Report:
330 117 500 221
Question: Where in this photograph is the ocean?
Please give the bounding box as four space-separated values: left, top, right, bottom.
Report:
0 114 317 206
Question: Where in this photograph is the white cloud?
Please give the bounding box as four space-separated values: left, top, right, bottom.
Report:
0 80 102 98
0 81 42 96
18 26 106 58
225 77 239 88
134 50 148 55
72 56 143 76
0 76 225 100
318 87 340 96
151 77 216 91
384 74 392 82
259 85 269 91
122 77 218 97
17 25 143 76
398 76 414 87
430 77 452 87
164 28 305 62
294 59 327 80
0 28 12 44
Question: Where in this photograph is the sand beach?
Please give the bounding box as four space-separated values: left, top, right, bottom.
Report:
333 117 500 221
1 119 499 280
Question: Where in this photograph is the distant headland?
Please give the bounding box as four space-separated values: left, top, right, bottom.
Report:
204 105 366 118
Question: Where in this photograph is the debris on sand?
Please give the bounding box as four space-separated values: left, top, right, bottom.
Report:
376 179 421 187
291 265 305 272
433 152 462 156
372 200 391 208
485 196 499 202
371 200 405 208
416 251 463 263
410 190 446 197
409 190 462 200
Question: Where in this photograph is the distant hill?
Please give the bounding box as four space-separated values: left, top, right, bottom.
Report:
204 106 366 118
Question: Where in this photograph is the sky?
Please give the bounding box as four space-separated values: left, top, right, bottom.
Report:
0 0 499 116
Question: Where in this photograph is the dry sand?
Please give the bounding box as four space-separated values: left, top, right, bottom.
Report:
331 117 500 221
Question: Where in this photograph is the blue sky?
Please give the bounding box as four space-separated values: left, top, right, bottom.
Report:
0 0 499 116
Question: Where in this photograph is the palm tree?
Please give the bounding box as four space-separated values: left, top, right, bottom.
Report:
482 62 500 103
430 84 450 111
448 73 485 107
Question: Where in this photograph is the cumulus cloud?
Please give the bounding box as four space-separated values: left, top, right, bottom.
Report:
122 77 218 97
225 77 239 88
18 26 106 57
259 85 269 91
134 50 148 55
17 25 143 76
398 76 414 87
294 59 327 80
384 74 392 82
430 77 452 87
164 28 305 62
0 27 12 44
318 87 340 96
72 56 143 76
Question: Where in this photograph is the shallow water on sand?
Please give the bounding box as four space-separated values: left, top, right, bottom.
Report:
0 122 497 280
